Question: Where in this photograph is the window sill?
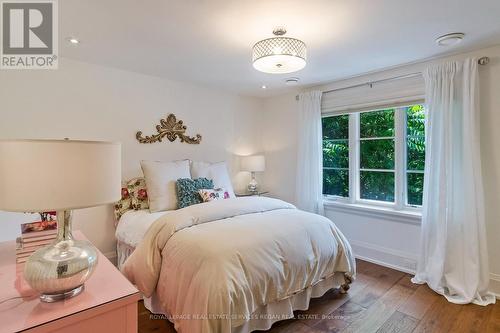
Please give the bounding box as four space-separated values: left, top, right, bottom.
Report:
323 200 422 225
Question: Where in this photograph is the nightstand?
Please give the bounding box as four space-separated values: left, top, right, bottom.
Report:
0 231 140 333
235 191 270 197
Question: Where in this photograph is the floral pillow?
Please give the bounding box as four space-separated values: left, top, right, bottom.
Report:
176 178 214 209
114 187 132 221
114 177 149 221
198 188 230 202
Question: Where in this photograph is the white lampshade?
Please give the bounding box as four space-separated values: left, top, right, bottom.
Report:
241 155 265 172
0 140 121 212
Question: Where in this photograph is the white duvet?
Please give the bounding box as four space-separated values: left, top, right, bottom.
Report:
122 197 355 333
116 210 167 248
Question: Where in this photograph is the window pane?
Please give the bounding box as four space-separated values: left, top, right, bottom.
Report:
322 115 349 140
323 169 349 197
406 104 425 137
323 140 349 168
360 139 394 169
360 171 394 202
407 136 425 170
407 172 424 206
406 104 425 206
360 109 394 138
322 114 350 198
406 104 426 172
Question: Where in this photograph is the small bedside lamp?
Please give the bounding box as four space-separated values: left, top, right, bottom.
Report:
241 155 265 193
0 139 121 302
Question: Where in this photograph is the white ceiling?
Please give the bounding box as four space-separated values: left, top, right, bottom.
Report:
60 0 500 97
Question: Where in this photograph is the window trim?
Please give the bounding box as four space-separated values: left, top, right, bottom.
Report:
322 101 425 214
395 107 405 209
323 200 422 225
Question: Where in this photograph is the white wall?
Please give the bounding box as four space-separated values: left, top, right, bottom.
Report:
262 45 500 294
261 93 299 204
0 58 263 258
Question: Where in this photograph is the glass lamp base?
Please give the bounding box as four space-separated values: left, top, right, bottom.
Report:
24 238 98 301
40 284 84 303
247 172 258 193
23 210 98 302
247 184 258 193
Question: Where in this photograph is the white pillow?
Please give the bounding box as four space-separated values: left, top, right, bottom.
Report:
140 160 191 212
191 161 235 198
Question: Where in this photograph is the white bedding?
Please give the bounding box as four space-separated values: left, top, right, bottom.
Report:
122 197 355 333
115 210 169 268
116 209 168 248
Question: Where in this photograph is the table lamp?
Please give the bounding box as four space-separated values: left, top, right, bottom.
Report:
241 155 265 193
0 139 121 302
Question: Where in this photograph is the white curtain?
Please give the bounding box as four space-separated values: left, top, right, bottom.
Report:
295 91 324 215
412 59 495 305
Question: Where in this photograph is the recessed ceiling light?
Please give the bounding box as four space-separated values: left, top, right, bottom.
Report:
435 33 465 46
67 37 80 45
285 77 300 86
261 85 267 89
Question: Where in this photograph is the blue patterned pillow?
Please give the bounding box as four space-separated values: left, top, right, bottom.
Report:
176 178 214 209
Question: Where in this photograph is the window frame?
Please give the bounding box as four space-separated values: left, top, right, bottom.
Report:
322 102 425 213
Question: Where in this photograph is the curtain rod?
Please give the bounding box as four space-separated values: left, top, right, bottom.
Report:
296 56 490 100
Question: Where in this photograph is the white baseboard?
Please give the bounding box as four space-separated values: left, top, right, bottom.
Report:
351 239 500 298
490 273 500 298
350 239 417 274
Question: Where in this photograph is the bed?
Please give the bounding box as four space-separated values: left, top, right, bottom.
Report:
116 209 166 269
117 196 355 333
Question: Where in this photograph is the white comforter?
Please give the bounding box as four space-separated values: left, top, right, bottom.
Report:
122 197 355 333
116 210 167 248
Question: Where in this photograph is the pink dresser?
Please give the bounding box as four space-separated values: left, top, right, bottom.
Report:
0 231 140 333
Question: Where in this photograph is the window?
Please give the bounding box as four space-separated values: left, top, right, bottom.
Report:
322 103 425 209
322 114 349 197
405 104 425 206
359 109 395 202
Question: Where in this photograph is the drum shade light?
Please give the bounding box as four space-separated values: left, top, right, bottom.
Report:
252 28 306 74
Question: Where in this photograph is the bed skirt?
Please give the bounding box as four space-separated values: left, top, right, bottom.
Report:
144 272 348 333
117 240 135 270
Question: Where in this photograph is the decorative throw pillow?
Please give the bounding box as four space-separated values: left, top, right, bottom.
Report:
176 178 214 209
191 161 236 198
141 160 191 212
114 177 150 221
198 188 230 202
127 177 149 211
114 186 132 221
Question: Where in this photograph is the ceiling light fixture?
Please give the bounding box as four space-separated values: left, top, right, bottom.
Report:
435 33 465 46
67 37 80 45
252 28 306 74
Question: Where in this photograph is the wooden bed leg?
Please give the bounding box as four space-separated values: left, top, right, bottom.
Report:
339 273 353 294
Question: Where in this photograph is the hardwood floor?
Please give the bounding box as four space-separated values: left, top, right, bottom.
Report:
138 259 500 333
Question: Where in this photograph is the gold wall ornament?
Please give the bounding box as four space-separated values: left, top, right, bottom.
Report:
136 114 202 144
